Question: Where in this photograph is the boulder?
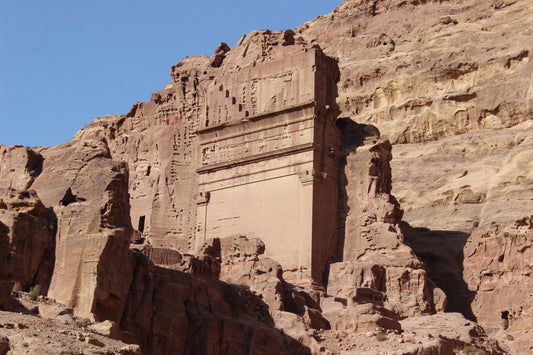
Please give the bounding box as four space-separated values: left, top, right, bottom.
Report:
38 303 73 320
88 320 121 339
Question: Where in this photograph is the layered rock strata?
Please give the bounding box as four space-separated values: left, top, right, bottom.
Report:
392 121 533 232
120 252 310 355
297 0 533 230
299 0 533 143
1 0 532 352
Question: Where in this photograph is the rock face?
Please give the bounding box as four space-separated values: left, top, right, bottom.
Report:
1 0 533 353
297 0 533 234
76 31 342 283
0 145 43 190
0 143 313 354
323 124 444 332
463 217 533 353
391 121 533 232
120 249 311 355
195 40 341 282
0 221 13 310
299 0 533 144
400 313 502 355
31 138 134 322
0 188 56 294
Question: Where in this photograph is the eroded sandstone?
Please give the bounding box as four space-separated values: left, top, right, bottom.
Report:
463 217 533 354
1 0 532 353
0 188 56 295
299 0 533 144
31 138 134 322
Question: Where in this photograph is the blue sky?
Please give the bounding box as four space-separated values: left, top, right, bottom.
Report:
0 0 342 147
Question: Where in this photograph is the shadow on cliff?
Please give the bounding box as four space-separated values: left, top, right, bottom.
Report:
120 252 311 355
400 223 477 320
332 118 477 321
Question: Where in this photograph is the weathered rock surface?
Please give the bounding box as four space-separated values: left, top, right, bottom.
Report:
401 225 473 318
327 121 444 330
463 217 533 354
0 145 43 190
0 292 140 355
300 7 533 342
219 236 290 311
0 188 56 294
2 0 533 353
120 251 311 354
75 30 342 286
310 312 503 354
400 313 503 355
299 0 533 144
218 235 330 346
132 239 221 279
73 59 211 251
30 138 134 323
392 121 533 232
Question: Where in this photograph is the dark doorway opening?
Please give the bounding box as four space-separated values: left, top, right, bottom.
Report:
501 310 509 330
138 216 146 234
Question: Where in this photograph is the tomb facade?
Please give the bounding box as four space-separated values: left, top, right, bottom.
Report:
195 46 340 282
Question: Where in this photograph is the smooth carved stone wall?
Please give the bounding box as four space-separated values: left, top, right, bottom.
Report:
196 48 340 283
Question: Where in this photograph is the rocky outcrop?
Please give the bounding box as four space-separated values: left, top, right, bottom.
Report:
73 56 213 251
2 0 533 353
30 138 134 323
120 250 311 354
400 313 503 354
0 188 56 294
72 30 341 271
0 145 43 190
324 120 444 331
218 235 330 344
0 221 13 310
339 134 404 261
133 239 221 280
463 217 533 354
0 140 314 354
401 226 473 318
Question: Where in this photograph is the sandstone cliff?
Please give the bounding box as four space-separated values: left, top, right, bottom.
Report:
1 0 532 353
297 0 533 229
